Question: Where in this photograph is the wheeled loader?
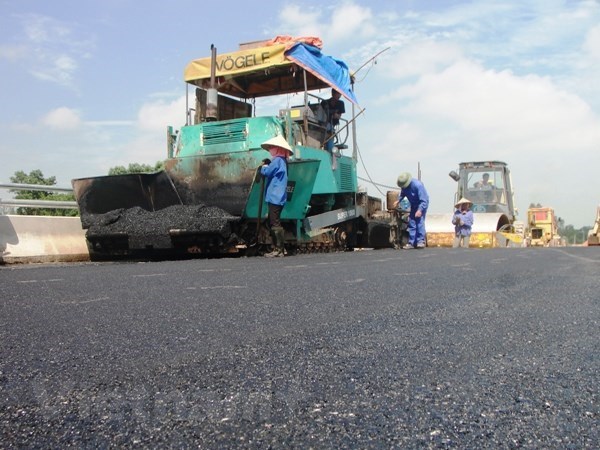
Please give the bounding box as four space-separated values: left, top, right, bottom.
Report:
426 161 523 248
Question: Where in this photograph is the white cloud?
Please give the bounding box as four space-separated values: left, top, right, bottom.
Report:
0 44 28 61
31 53 78 84
583 23 600 60
329 3 375 42
41 107 82 130
277 1 376 47
389 59 600 156
91 94 190 167
278 5 322 39
23 15 71 44
14 14 93 88
380 40 463 80
119 134 167 169
136 95 187 132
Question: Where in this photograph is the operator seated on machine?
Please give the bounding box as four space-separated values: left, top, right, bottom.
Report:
472 173 495 203
473 173 494 189
320 89 345 153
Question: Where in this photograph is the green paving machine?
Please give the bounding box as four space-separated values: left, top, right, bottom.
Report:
72 38 396 260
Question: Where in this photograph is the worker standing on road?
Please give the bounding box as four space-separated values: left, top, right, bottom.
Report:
260 135 294 257
393 172 429 249
452 197 474 248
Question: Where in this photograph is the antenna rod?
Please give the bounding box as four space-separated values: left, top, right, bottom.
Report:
352 47 391 77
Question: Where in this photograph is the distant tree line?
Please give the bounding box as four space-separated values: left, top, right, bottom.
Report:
560 224 592 245
108 161 164 176
8 170 78 217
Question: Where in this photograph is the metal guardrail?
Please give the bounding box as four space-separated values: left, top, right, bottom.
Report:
0 183 78 210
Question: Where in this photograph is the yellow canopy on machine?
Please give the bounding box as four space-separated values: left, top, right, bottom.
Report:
185 44 288 82
183 39 358 103
184 43 329 99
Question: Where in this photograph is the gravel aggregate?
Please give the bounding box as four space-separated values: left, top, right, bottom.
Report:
82 205 240 248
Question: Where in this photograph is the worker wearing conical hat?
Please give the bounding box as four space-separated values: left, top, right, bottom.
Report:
452 197 474 248
260 135 294 257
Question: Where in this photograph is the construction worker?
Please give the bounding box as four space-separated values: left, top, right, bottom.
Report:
260 135 294 257
452 197 474 248
320 89 345 152
393 172 429 249
474 172 493 189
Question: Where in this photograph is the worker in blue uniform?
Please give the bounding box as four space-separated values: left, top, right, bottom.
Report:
452 197 474 248
260 135 294 257
393 172 429 249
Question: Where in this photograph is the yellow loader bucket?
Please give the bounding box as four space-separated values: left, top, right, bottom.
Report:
498 231 523 244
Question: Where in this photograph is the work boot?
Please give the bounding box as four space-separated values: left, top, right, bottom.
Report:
264 227 285 257
264 248 284 257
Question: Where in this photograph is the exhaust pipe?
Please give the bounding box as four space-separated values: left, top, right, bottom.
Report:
206 44 218 121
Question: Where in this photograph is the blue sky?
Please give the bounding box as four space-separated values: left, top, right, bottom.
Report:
1 0 599 228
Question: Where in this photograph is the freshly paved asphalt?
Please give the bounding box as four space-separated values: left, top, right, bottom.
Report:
1 247 598 448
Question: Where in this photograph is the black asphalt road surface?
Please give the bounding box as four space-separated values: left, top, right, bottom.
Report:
1 248 598 448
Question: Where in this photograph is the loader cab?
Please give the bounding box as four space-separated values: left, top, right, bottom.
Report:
466 171 504 207
455 161 516 220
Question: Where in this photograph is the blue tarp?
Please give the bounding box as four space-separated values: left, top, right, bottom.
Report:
285 43 359 105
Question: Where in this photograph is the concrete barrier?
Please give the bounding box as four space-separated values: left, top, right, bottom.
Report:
0 215 89 264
